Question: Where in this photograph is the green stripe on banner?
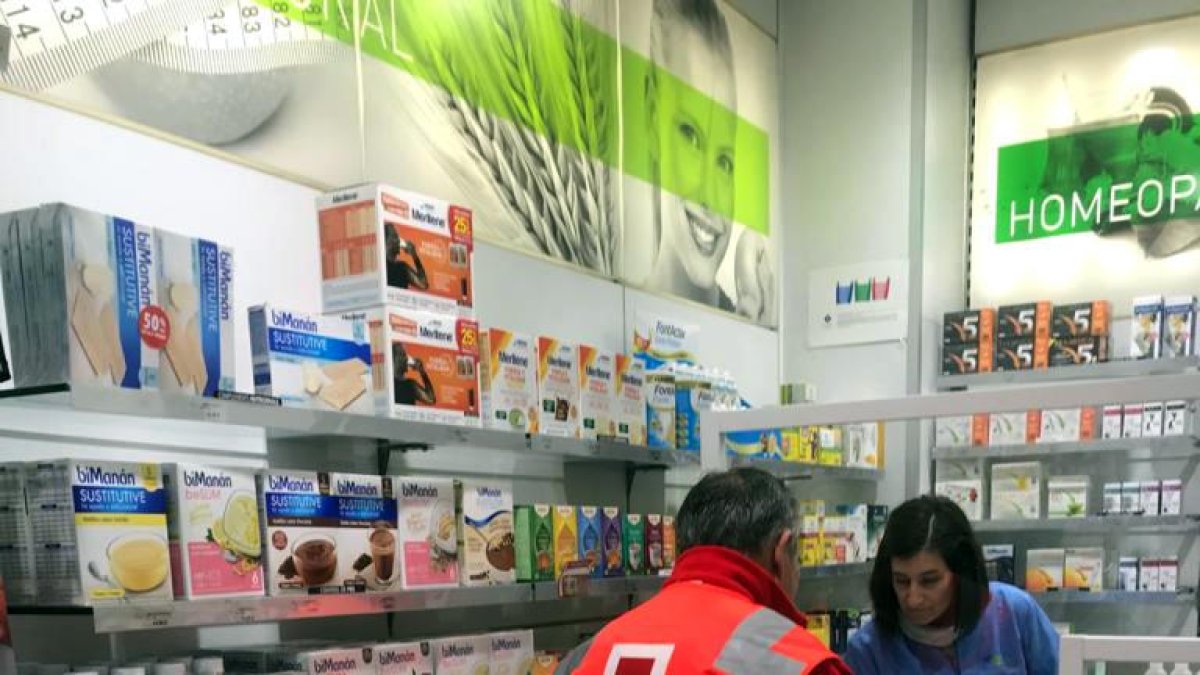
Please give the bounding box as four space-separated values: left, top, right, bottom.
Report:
262 0 769 234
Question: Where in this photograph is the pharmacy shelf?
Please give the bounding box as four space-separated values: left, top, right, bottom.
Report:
972 515 1200 535
0 384 698 467
936 356 1200 390
727 456 883 482
1033 590 1196 607
10 577 672 633
933 435 1200 462
797 562 873 580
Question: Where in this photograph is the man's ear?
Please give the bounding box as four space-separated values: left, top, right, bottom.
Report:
773 529 794 575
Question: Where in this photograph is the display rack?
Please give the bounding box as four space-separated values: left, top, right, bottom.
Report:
1060 634 1200 675
936 356 1200 390
933 434 1200 462
972 515 1200 534
727 456 883 482
1033 590 1197 607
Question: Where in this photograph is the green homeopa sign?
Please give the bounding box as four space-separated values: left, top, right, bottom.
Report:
995 116 1200 244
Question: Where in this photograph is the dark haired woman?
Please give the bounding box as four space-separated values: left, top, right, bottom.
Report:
845 495 1059 674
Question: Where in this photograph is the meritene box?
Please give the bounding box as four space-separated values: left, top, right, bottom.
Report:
614 354 646 444
480 328 537 432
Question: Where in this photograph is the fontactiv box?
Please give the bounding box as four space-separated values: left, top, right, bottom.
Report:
249 305 371 413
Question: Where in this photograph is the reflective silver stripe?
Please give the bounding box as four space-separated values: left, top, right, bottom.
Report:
714 608 809 674
555 637 594 675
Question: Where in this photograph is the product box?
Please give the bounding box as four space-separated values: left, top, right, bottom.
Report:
601 506 624 578
942 343 989 375
999 301 1051 340
394 476 458 590
943 309 996 345
514 504 554 583
1139 559 1160 592
817 426 845 466
0 464 35 605
846 422 884 469
1165 401 1189 436
1063 548 1103 591
432 635 490 675
644 365 676 449
1162 479 1183 515
156 229 235 397
1160 557 1179 592
282 647 375 675
537 337 580 438
577 506 603 577
1123 404 1144 438
1141 480 1162 516
799 514 822 566
1102 405 1123 440
1051 301 1111 337
1118 557 1139 591
663 514 677 568
1132 295 1164 360
1143 401 1165 437
578 346 616 440
821 515 845 565
935 417 971 448
723 429 784 460
782 426 819 463
478 328 537 432
375 642 433 675
991 462 1042 520
675 367 715 452
808 613 832 649
1049 336 1109 367
26 460 171 605
614 354 646 445
459 480 514 587
1163 295 1196 358
646 514 664 574
335 474 398 592
836 505 868 564
1040 408 1096 443
996 336 1049 371
935 479 982 521
552 505 578 577
163 464 264 599
317 184 474 316
1048 476 1089 519
990 412 1031 447
532 654 561 675
623 513 645 575
489 630 535 675
1025 548 1065 593
351 307 480 426
867 505 888 559
248 306 371 413
983 544 1015 585
1121 481 1141 515
259 471 336 595
0 204 162 390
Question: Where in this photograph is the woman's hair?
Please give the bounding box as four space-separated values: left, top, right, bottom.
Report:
869 495 990 635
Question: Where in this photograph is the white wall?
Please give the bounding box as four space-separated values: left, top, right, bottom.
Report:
726 0 778 39
975 0 1200 55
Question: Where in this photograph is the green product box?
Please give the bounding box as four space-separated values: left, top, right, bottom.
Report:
624 513 646 576
515 504 555 582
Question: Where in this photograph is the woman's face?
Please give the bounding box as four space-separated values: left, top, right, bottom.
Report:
892 550 956 627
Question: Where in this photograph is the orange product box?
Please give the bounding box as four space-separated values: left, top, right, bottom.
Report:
971 414 990 447
578 345 616 440
318 184 474 316
1026 410 1042 444
537 337 581 438
1080 406 1097 441
349 306 480 426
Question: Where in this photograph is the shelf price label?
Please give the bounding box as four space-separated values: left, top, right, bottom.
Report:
142 608 174 628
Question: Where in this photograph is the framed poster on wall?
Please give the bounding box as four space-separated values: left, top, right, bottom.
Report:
971 14 1200 312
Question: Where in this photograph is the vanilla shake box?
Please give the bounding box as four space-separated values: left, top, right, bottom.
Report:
489 630 535 675
479 328 537 432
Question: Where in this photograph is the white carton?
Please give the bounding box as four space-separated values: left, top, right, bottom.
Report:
1026 548 1064 593
1163 295 1195 358
25 460 171 605
935 480 982 521
1121 481 1141 515
432 635 490 675
1131 295 1164 360
1160 557 1179 592
989 412 1027 447
459 480 515 587
1142 401 1165 437
578 345 616 440
1141 480 1162 516
1102 405 1123 440
536 337 580 438
489 630 535 675
163 464 264 599
935 417 972 448
614 354 646 445
1039 409 1080 443
350 307 481 426
393 476 458 589
0 464 35 604
1165 401 1189 436
0 204 161 390
317 184 474 316
1122 404 1144 439
248 306 371 413
479 328 536 432
1162 479 1183 515
1064 548 1103 591
990 462 1041 520
1139 559 1160 592
375 642 433 675
285 647 375 675
1047 476 1089 519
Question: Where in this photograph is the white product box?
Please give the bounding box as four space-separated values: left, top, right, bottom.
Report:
0 204 160 390
1160 557 1179 592
1047 476 1089 519
1026 548 1064 593
846 422 884 470
989 412 1028 447
375 642 433 675
1122 404 1144 439
1104 482 1123 515
459 480 515 586
837 504 869 563
536 337 580 438
614 354 646 445
317 184 474 316
163 464 264 599
25 460 171 605
393 476 458 589
1040 409 1081 443
433 635 490 675
1141 480 1162 516
578 345 616 440
156 229 235 397
349 307 480 426
479 328 537 432
1102 405 1123 440
1163 295 1195 358
644 365 676 450
990 462 1042 520
1121 481 1141 515
1131 295 1164 360
0 463 35 604
1165 401 1189 436
1118 557 1139 591
1064 548 1103 591
489 630 535 675
1142 401 1165 437
248 306 371 413
935 480 982 521
935 417 972 448
1139 559 1160 592
1162 479 1183 515
286 647 375 675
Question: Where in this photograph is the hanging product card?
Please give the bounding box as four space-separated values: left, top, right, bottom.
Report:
808 260 908 347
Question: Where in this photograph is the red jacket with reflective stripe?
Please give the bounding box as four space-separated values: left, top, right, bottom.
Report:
558 547 851 675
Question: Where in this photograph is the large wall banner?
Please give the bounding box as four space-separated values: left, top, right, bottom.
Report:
0 0 778 326
972 15 1200 311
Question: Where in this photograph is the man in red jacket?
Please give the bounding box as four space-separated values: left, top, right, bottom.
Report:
556 467 851 674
